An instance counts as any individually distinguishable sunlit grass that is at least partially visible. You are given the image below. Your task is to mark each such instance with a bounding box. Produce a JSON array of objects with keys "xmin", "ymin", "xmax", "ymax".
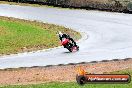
[{"xmin": 0, "ymin": 16, "xmax": 81, "ymax": 55}]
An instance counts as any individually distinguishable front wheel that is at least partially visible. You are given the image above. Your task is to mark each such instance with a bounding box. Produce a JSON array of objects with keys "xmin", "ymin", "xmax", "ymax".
[
  {"xmin": 65, "ymin": 43, "xmax": 73, "ymax": 52},
  {"xmin": 68, "ymin": 48, "xmax": 72, "ymax": 52},
  {"xmin": 76, "ymin": 45, "xmax": 79, "ymax": 51}
]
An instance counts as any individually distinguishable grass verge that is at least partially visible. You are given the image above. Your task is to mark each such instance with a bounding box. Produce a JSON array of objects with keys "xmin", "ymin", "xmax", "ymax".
[
  {"xmin": 0, "ymin": 69, "xmax": 132, "ymax": 88},
  {"xmin": 0, "ymin": 16, "xmax": 81, "ymax": 55}
]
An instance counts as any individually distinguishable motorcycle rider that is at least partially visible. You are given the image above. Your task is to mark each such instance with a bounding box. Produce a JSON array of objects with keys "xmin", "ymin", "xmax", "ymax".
[{"xmin": 58, "ymin": 31, "xmax": 77, "ymax": 47}]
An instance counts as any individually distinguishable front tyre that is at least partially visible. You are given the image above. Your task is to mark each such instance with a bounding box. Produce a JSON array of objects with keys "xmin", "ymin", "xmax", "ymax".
[
  {"xmin": 76, "ymin": 45, "xmax": 79, "ymax": 51},
  {"xmin": 68, "ymin": 48, "xmax": 72, "ymax": 52}
]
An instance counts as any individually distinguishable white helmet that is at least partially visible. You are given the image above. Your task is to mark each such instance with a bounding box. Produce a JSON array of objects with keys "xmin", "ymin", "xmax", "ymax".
[{"xmin": 58, "ymin": 31, "xmax": 63, "ymax": 37}]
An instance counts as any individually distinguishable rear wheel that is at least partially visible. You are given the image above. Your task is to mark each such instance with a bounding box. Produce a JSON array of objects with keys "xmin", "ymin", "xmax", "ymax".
[{"xmin": 71, "ymin": 45, "xmax": 79, "ymax": 52}]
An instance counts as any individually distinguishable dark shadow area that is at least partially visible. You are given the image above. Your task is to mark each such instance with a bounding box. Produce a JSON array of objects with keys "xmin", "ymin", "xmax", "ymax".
[
  {"xmin": 62, "ymin": 50, "xmax": 78, "ymax": 54},
  {"xmin": 62, "ymin": 51, "xmax": 71, "ymax": 54}
]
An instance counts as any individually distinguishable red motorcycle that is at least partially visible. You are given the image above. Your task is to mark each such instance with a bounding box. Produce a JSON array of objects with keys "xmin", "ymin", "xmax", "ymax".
[{"xmin": 61, "ymin": 38, "xmax": 79, "ymax": 52}]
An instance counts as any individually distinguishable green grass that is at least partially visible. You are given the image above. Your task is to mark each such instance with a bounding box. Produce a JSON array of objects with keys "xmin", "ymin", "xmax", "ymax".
[
  {"xmin": 1, "ymin": 82, "xmax": 132, "ymax": 88},
  {"xmin": 0, "ymin": 17, "xmax": 81, "ymax": 55},
  {"xmin": 0, "ymin": 69, "xmax": 132, "ymax": 88}
]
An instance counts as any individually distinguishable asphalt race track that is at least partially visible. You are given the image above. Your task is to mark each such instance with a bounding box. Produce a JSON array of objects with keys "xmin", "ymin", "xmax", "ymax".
[{"xmin": 0, "ymin": 4, "xmax": 132, "ymax": 69}]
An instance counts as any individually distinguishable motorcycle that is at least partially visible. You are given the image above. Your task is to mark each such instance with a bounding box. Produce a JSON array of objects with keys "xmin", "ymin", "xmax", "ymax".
[{"xmin": 61, "ymin": 38, "xmax": 79, "ymax": 52}]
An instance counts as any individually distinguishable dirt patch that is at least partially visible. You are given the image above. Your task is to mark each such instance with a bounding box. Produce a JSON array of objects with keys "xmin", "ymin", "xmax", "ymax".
[
  {"xmin": 0, "ymin": 27, "xmax": 8, "ymax": 36},
  {"xmin": 0, "ymin": 58, "xmax": 132, "ymax": 85}
]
